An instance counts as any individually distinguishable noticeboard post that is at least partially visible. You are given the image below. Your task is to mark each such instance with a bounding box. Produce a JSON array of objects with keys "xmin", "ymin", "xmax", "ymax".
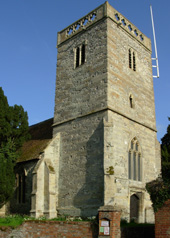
[{"xmin": 99, "ymin": 218, "xmax": 110, "ymax": 236}]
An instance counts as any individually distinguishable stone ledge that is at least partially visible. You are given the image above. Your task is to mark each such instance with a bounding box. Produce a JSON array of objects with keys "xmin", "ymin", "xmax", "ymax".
[{"xmin": 98, "ymin": 205, "xmax": 121, "ymax": 212}]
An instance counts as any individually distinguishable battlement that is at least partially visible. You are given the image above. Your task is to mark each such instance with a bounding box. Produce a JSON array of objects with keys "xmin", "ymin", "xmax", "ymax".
[{"xmin": 57, "ymin": 1, "xmax": 151, "ymax": 51}]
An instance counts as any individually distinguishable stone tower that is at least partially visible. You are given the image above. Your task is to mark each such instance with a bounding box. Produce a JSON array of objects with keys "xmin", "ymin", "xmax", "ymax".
[{"xmin": 53, "ymin": 2, "xmax": 161, "ymax": 222}]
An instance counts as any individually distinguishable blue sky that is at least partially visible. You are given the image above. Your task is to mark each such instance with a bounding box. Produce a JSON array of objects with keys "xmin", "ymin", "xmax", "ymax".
[{"xmin": 0, "ymin": 0, "xmax": 169, "ymax": 142}]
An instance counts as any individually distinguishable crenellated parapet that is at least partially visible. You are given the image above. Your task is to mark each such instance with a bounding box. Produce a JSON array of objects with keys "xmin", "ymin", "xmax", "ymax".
[
  {"xmin": 57, "ymin": 1, "xmax": 151, "ymax": 51},
  {"xmin": 57, "ymin": 4, "xmax": 103, "ymax": 46}
]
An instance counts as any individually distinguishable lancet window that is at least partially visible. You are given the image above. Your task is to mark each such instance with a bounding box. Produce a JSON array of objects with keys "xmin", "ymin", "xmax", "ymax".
[
  {"xmin": 129, "ymin": 49, "xmax": 136, "ymax": 71},
  {"xmin": 75, "ymin": 42, "xmax": 86, "ymax": 68},
  {"xmin": 16, "ymin": 172, "xmax": 26, "ymax": 204},
  {"xmin": 129, "ymin": 94, "xmax": 134, "ymax": 108},
  {"xmin": 128, "ymin": 138, "xmax": 142, "ymax": 181}
]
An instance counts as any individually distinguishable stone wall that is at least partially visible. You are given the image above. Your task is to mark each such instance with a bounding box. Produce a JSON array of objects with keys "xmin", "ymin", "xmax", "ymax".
[
  {"xmin": 53, "ymin": 112, "xmax": 106, "ymax": 217},
  {"xmin": 53, "ymin": 2, "xmax": 109, "ymax": 218},
  {"xmin": 107, "ymin": 14, "xmax": 155, "ymax": 130},
  {"xmin": 53, "ymin": 1, "xmax": 161, "ymax": 222},
  {"xmin": 54, "ymin": 16, "xmax": 108, "ymax": 125},
  {"xmin": 155, "ymin": 199, "xmax": 170, "ymax": 238},
  {"xmin": 103, "ymin": 110, "xmax": 159, "ymax": 222},
  {"xmin": 0, "ymin": 227, "xmax": 13, "ymax": 238},
  {"xmin": 30, "ymin": 135, "xmax": 60, "ymax": 218},
  {"xmin": 0, "ymin": 205, "xmax": 8, "ymax": 217}
]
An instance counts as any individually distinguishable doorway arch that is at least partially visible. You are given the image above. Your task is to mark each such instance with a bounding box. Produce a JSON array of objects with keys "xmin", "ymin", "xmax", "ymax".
[{"xmin": 130, "ymin": 194, "xmax": 139, "ymax": 222}]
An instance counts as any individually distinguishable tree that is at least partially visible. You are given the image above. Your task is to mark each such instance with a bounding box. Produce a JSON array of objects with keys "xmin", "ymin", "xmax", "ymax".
[
  {"xmin": 0, "ymin": 87, "xmax": 29, "ymax": 207},
  {"xmin": 0, "ymin": 140, "xmax": 16, "ymax": 207},
  {"xmin": 0, "ymin": 88, "xmax": 30, "ymax": 150},
  {"xmin": 0, "ymin": 87, "xmax": 11, "ymax": 145},
  {"xmin": 146, "ymin": 118, "xmax": 170, "ymax": 212},
  {"xmin": 161, "ymin": 118, "xmax": 170, "ymax": 181}
]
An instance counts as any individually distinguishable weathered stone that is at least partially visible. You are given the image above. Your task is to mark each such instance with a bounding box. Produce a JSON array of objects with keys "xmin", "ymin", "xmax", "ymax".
[{"xmin": 32, "ymin": 2, "xmax": 161, "ymax": 222}]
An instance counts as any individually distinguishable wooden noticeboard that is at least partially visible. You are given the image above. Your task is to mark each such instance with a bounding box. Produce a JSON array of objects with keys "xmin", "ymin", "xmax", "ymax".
[{"xmin": 99, "ymin": 218, "xmax": 110, "ymax": 236}]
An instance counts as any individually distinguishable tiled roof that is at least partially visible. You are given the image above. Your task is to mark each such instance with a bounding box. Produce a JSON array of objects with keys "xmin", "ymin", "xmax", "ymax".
[{"xmin": 17, "ymin": 118, "xmax": 53, "ymax": 163}]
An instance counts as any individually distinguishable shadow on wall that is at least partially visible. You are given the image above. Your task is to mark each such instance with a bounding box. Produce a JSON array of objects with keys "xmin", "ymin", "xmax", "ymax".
[{"xmin": 73, "ymin": 120, "xmax": 104, "ymax": 217}]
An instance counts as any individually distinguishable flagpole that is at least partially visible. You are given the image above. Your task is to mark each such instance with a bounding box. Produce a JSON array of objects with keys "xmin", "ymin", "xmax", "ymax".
[{"xmin": 150, "ymin": 5, "xmax": 159, "ymax": 78}]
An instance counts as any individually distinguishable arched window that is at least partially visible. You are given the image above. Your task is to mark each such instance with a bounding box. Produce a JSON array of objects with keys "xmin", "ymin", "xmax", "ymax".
[
  {"xmin": 76, "ymin": 47, "xmax": 80, "ymax": 68},
  {"xmin": 128, "ymin": 138, "xmax": 141, "ymax": 181},
  {"xmin": 129, "ymin": 49, "xmax": 136, "ymax": 71},
  {"xmin": 129, "ymin": 94, "xmax": 134, "ymax": 108},
  {"xmin": 129, "ymin": 49, "xmax": 132, "ymax": 69},
  {"xmin": 133, "ymin": 52, "xmax": 136, "ymax": 71},
  {"xmin": 16, "ymin": 172, "xmax": 26, "ymax": 204},
  {"xmin": 81, "ymin": 44, "xmax": 85, "ymax": 65},
  {"xmin": 74, "ymin": 42, "xmax": 87, "ymax": 68}
]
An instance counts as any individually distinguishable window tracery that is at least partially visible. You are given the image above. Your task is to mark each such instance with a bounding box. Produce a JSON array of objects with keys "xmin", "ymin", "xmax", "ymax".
[
  {"xmin": 128, "ymin": 138, "xmax": 142, "ymax": 181},
  {"xmin": 74, "ymin": 43, "xmax": 86, "ymax": 68},
  {"xmin": 16, "ymin": 172, "xmax": 26, "ymax": 204},
  {"xmin": 129, "ymin": 49, "xmax": 136, "ymax": 71}
]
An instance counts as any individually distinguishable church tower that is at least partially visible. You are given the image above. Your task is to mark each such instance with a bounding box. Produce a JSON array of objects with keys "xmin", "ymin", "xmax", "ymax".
[{"xmin": 53, "ymin": 2, "xmax": 161, "ymax": 222}]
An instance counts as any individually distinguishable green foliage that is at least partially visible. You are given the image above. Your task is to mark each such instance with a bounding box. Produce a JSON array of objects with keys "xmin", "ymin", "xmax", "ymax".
[
  {"xmin": 0, "ymin": 215, "xmax": 23, "ymax": 228},
  {"xmin": 0, "ymin": 88, "xmax": 11, "ymax": 144},
  {"xmin": 146, "ymin": 178, "xmax": 170, "ymax": 212},
  {"xmin": 0, "ymin": 87, "xmax": 30, "ymax": 150},
  {"xmin": 0, "ymin": 87, "xmax": 29, "ymax": 208},
  {"xmin": 0, "ymin": 215, "xmax": 97, "ymax": 228},
  {"xmin": 0, "ymin": 140, "xmax": 16, "ymax": 207},
  {"xmin": 146, "ymin": 118, "xmax": 170, "ymax": 212},
  {"xmin": 161, "ymin": 119, "xmax": 170, "ymax": 181}
]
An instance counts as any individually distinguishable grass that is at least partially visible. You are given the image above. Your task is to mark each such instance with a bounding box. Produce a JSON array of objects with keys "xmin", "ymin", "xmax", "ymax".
[
  {"xmin": 0, "ymin": 215, "xmax": 97, "ymax": 228},
  {"xmin": 0, "ymin": 215, "xmax": 24, "ymax": 228},
  {"xmin": 0, "ymin": 215, "xmax": 155, "ymax": 229}
]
